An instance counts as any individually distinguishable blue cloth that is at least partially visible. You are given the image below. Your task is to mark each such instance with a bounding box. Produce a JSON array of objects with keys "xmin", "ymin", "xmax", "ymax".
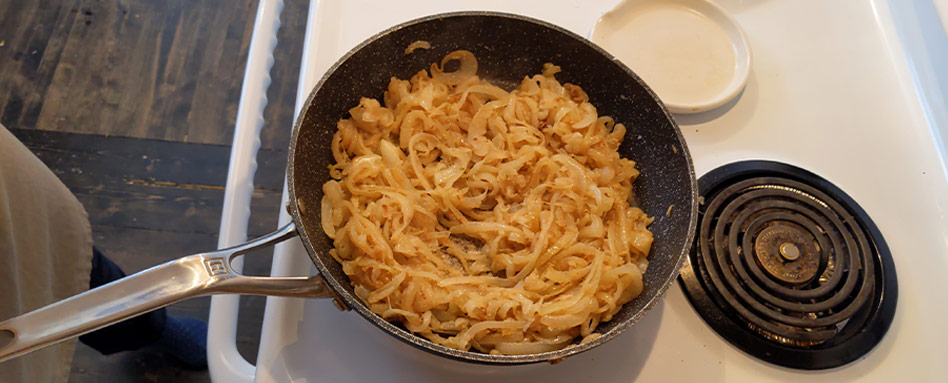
[
  {"xmin": 79, "ymin": 248, "xmax": 207, "ymax": 367},
  {"xmin": 78, "ymin": 248, "xmax": 167, "ymax": 355}
]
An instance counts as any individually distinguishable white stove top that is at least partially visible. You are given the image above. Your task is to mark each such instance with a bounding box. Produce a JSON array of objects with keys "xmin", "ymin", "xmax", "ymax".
[{"xmin": 249, "ymin": 0, "xmax": 948, "ymax": 381}]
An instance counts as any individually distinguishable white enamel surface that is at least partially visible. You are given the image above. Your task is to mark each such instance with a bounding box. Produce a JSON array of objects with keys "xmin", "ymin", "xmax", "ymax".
[
  {"xmin": 207, "ymin": 1, "xmax": 284, "ymax": 382},
  {"xmin": 245, "ymin": 1, "xmax": 948, "ymax": 382},
  {"xmin": 592, "ymin": 0, "xmax": 751, "ymax": 114}
]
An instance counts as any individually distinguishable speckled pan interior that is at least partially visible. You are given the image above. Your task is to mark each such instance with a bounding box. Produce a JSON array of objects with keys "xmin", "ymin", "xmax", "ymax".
[{"xmin": 287, "ymin": 12, "xmax": 698, "ymax": 364}]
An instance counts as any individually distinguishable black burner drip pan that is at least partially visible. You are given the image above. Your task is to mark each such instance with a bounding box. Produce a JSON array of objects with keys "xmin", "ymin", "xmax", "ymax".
[{"xmin": 678, "ymin": 160, "xmax": 897, "ymax": 370}]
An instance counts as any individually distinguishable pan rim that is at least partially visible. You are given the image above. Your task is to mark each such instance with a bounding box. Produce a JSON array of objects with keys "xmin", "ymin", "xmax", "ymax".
[{"xmin": 287, "ymin": 10, "xmax": 699, "ymax": 365}]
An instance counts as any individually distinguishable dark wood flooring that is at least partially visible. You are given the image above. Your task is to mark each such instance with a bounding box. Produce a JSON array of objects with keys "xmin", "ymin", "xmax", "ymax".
[
  {"xmin": 1, "ymin": 0, "xmax": 308, "ymax": 381},
  {"xmin": 0, "ymin": 0, "xmax": 305, "ymax": 150}
]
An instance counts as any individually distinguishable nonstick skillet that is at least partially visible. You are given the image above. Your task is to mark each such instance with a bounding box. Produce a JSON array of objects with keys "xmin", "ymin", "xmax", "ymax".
[{"xmin": 0, "ymin": 12, "xmax": 697, "ymax": 365}]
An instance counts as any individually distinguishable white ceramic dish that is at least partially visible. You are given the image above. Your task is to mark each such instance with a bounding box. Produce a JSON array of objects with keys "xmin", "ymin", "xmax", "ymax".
[{"xmin": 591, "ymin": 0, "xmax": 751, "ymax": 114}]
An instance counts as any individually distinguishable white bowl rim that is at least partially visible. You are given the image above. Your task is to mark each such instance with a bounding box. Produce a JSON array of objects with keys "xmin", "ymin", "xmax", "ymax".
[{"xmin": 592, "ymin": 0, "xmax": 752, "ymax": 114}]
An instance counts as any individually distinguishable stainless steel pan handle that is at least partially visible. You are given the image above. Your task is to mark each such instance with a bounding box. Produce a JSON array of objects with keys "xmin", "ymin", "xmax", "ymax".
[{"xmin": 0, "ymin": 223, "xmax": 331, "ymax": 363}]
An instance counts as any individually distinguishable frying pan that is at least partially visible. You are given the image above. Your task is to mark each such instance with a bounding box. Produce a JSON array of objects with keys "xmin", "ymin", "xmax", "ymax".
[{"xmin": 0, "ymin": 12, "xmax": 697, "ymax": 365}]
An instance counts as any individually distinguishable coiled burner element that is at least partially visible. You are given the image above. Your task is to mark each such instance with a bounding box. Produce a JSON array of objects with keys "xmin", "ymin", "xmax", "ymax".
[{"xmin": 678, "ymin": 161, "xmax": 897, "ymax": 369}]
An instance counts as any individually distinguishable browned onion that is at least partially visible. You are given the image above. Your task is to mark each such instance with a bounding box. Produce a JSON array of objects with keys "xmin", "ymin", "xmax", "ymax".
[{"xmin": 430, "ymin": 50, "xmax": 477, "ymax": 85}]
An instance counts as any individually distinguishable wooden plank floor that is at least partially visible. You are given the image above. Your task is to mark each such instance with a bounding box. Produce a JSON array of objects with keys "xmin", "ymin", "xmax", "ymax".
[
  {"xmin": 0, "ymin": 0, "xmax": 308, "ymax": 381},
  {"xmin": 0, "ymin": 0, "xmax": 304, "ymax": 150}
]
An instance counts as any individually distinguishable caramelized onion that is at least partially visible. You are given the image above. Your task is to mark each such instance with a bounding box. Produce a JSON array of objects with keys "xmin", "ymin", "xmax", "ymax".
[
  {"xmin": 404, "ymin": 40, "xmax": 431, "ymax": 55},
  {"xmin": 430, "ymin": 50, "xmax": 477, "ymax": 86},
  {"xmin": 320, "ymin": 51, "xmax": 652, "ymax": 355}
]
